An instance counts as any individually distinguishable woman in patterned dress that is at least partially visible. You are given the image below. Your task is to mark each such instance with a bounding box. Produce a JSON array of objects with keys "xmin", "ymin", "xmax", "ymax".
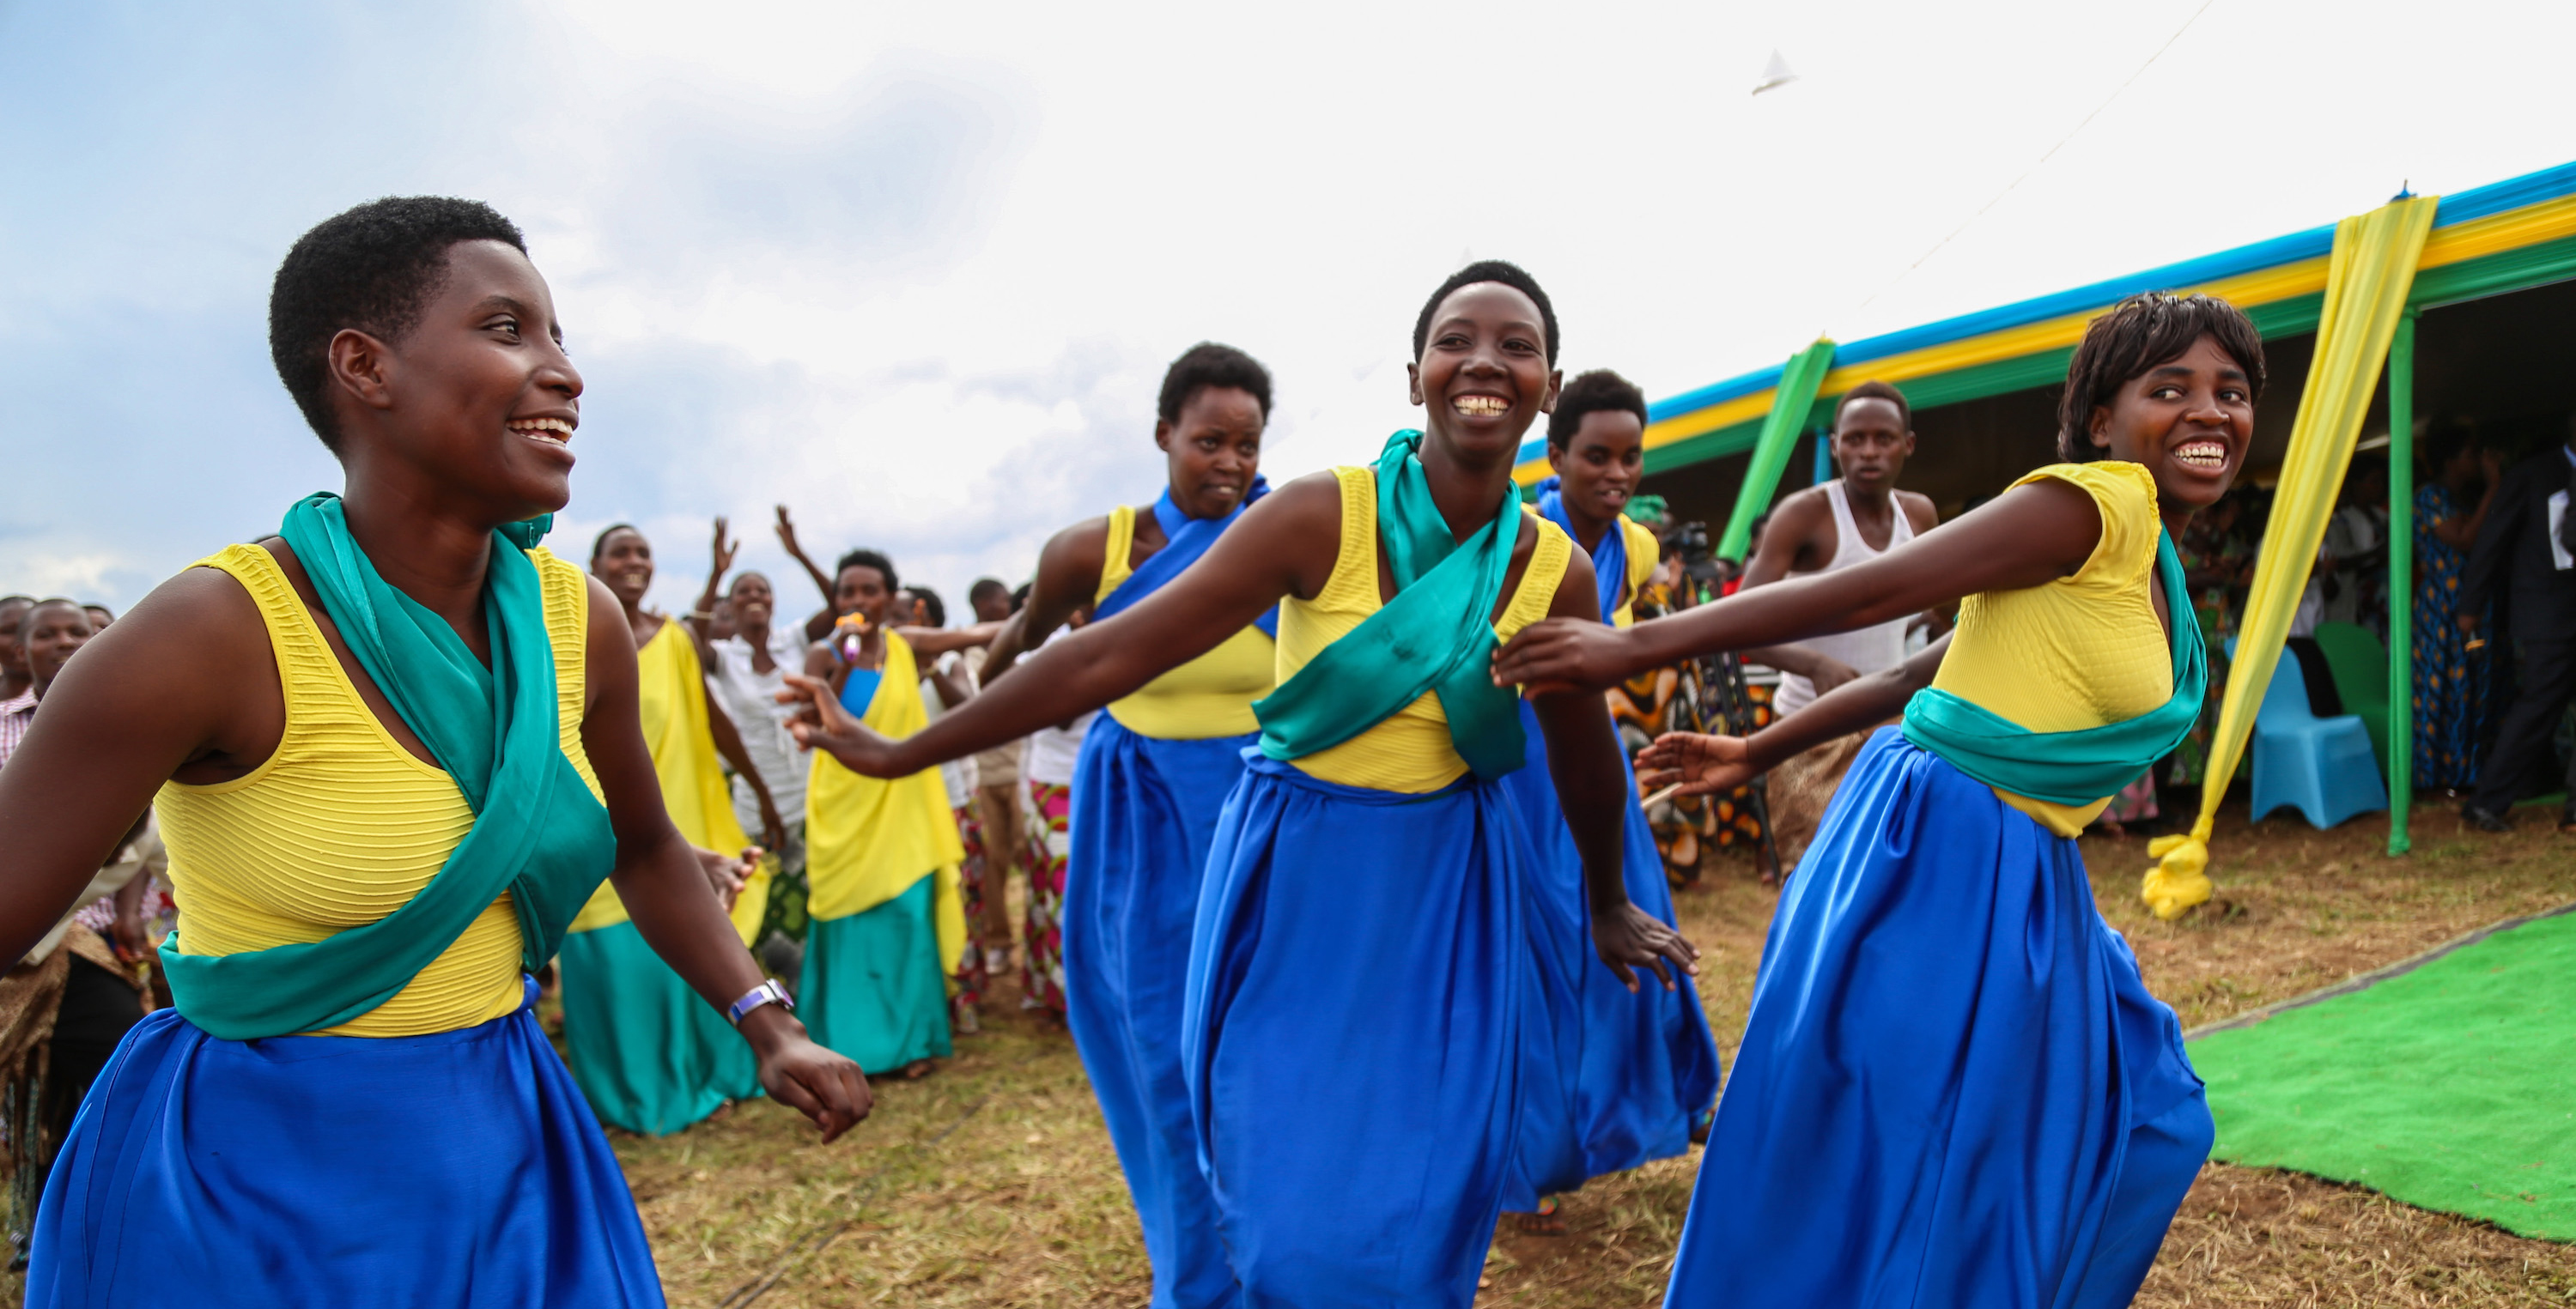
[{"xmin": 2413, "ymin": 420, "xmax": 2502, "ymax": 792}]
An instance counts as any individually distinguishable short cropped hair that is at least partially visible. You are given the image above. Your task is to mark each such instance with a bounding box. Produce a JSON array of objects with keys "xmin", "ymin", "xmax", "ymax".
[
  {"xmin": 905, "ymin": 586, "xmax": 947, "ymax": 628},
  {"xmin": 834, "ymin": 548, "xmax": 899, "ymax": 594},
  {"xmin": 969, "ymin": 577, "xmax": 1009, "ymax": 603},
  {"xmin": 1833, "ymin": 379, "xmax": 1911, "ymax": 433},
  {"xmin": 270, "ymin": 197, "xmax": 529, "ymax": 450},
  {"xmin": 1157, "ymin": 343, "xmax": 1273, "ymax": 426},
  {"xmin": 1546, "ymin": 369, "xmax": 1649, "ymax": 451},
  {"xmin": 1413, "ymin": 259, "xmax": 1558, "ymax": 366},
  {"xmin": 2057, "ymin": 293, "xmax": 2266, "ymax": 462},
  {"xmin": 589, "ymin": 523, "xmax": 641, "ymax": 562},
  {"xmin": 18, "ymin": 598, "xmax": 83, "ymax": 641}
]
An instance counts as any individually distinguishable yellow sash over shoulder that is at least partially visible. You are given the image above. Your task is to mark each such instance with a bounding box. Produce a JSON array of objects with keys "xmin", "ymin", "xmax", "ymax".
[
  {"xmin": 804, "ymin": 633, "xmax": 966, "ymax": 974},
  {"xmin": 568, "ymin": 621, "xmax": 769, "ymax": 943}
]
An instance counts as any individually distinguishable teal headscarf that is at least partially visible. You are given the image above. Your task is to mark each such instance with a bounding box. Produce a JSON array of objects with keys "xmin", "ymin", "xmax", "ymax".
[
  {"xmin": 160, "ymin": 494, "xmax": 617, "ymax": 1039},
  {"xmin": 1899, "ymin": 530, "xmax": 2207, "ymax": 807},
  {"xmin": 1253, "ymin": 431, "xmax": 1527, "ymax": 780}
]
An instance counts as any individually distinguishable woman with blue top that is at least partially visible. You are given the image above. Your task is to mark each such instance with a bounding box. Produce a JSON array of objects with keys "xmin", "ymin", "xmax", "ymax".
[
  {"xmin": 975, "ymin": 342, "xmax": 1277, "ymax": 1308},
  {"xmin": 0, "ymin": 197, "xmax": 868, "ymax": 1306},
  {"xmin": 783, "ymin": 261, "xmax": 1700, "ymax": 1307},
  {"xmin": 1496, "ymin": 291, "xmax": 2260, "ymax": 1308},
  {"xmin": 1504, "ymin": 369, "xmax": 1721, "ymax": 1233},
  {"xmin": 799, "ymin": 548, "xmax": 987, "ymax": 1079}
]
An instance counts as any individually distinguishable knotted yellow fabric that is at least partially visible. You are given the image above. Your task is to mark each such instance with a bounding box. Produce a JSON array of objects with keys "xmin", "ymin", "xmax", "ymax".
[
  {"xmin": 2143, "ymin": 195, "xmax": 2438, "ymax": 919},
  {"xmin": 569, "ymin": 621, "xmax": 769, "ymax": 944},
  {"xmin": 804, "ymin": 632, "xmax": 967, "ymax": 977}
]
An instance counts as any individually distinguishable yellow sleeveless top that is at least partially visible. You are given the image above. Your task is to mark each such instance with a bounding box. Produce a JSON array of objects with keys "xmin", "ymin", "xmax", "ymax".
[
  {"xmin": 1096, "ymin": 503, "xmax": 1278, "ymax": 739},
  {"xmin": 1279, "ymin": 467, "xmax": 1573, "ymax": 793},
  {"xmin": 1613, "ymin": 516, "xmax": 1660, "ymax": 628},
  {"xmin": 568, "ymin": 621, "xmax": 769, "ymax": 943},
  {"xmin": 1927, "ymin": 461, "xmax": 2173, "ymax": 835},
  {"xmin": 155, "ymin": 542, "xmax": 604, "ymax": 1038}
]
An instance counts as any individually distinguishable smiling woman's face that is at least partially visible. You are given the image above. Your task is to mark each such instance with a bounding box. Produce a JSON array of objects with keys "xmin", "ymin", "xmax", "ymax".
[
  {"xmin": 2090, "ymin": 334, "xmax": 2254, "ymax": 516},
  {"xmin": 339, "ymin": 239, "xmax": 584, "ymax": 523},
  {"xmin": 592, "ymin": 528, "xmax": 653, "ymax": 607},
  {"xmin": 1408, "ymin": 282, "xmax": 1560, "ymax": 464}
]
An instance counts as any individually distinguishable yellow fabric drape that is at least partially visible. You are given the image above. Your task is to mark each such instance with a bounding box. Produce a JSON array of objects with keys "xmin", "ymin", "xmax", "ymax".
[
  {"xmin": 2142, "ymin": 196, "xmax": 2439, "ymax": 919},
  {"xmin": 568, "ymin": 621, "xmax": 769, "ymax": 943},
  {"xmin": 804, "ymin": 632, "xmax": 967, "ymax": 977}
]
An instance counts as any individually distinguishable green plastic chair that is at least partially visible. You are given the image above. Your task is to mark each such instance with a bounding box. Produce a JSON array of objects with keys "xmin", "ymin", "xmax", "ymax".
[{"xmin": 2311, "ymin": 622, "xmax": 2391, "ymax": 772}]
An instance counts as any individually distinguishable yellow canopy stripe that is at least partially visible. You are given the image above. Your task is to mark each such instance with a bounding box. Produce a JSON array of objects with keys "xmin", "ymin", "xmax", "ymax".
[{"xmin": 2141, "ymin": 195, "xmax": 2439, "ymax": 920}]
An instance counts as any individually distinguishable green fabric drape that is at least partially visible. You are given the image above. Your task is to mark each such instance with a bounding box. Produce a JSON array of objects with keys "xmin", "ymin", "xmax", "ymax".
[
  {"xmin": 161, "ymin": 494, "xmax": 617, "ymax": 1039},
  {"xmin": 2143, "ymin": 196, "xmax": 2439, "ymax": 920},
  {"xmin": 1716, "ymin": 339, "xmax": 1836, "ymax": 561},
  {"xmin": 1255, "ymin": 430, "xmax": 1526, "ymax": 780}
]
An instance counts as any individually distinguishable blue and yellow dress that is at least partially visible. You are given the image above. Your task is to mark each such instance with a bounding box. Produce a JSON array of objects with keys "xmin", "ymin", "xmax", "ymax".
[
  {"xmin": 1663, "ymin": 463, "xmax": 2211, "ymax": 1309},
  {"xmin": 800, "ymin": 632, "xmax": 968, "ymax": 1074},
  {"xmin": 1066, "ymin": 502, "xmax": 1274, "ymax": 1309},
  {"xmin": 1182, "ymin": 463, "xmax": 1571, "ymax": 1308},
  {"xmin": 558, "ymin": 621, "xmax": 771, "ymax": 1135},
  {"xmin": 32, "ymin": 542, "xmax": 660, "ymax": 1306},
  {"xmin": 1501, "ymin": 508, "xmax": 1720, "ymax": 1209}
]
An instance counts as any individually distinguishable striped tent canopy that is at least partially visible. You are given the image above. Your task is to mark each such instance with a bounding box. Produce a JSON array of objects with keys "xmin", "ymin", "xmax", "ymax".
[{"xmin": 1513, "ymin": 157, "xmax": 2576, "ymax": 485}]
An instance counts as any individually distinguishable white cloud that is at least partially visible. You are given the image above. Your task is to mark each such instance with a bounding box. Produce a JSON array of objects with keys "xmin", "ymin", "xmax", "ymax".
[{"xmin": 6, "ymin": 0, "xmax": 2575, "ymax": 616}]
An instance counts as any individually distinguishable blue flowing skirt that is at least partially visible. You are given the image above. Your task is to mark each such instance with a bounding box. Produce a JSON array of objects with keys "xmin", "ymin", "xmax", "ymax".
[
  {"xmin": 1182, "ymin": 754, "xmax": 1525, "ymax": 1309},
  {"xmin": 1497, "ymin": 701, "xmax": 1722, "ymax": 1208},
  {"xmin": 560, "ymin": 919, "xmax": 761, "ymax": 1136},
  {"xmin": 1665, "ymin": 730, "xmax": 2210, "ymax": 1309},
  {"xmin": 1067, "ymin": 717, "xmax": 1255, "ymax": 1309},
  {"xmin": 28, "ymin": 977, "xmax": 663, "ymax": 1308}
]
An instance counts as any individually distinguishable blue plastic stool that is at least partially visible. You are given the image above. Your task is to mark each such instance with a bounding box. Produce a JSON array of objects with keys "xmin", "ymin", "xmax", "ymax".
[{"xmin": 2238, "ymin": 640, "xmax": 2389, "ymax": 829}]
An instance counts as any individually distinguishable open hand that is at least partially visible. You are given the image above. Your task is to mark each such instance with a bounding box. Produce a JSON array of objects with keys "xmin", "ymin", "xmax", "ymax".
[
  {"xmin": 1492, "ymin": 617, "xmax": 1636, "ymax": 694},
  {"xmin": 1592, "ymin": 899, "xmax": 1701, "ymax": 993},
  {"xmin": 1636, "ymin": 731, "xmax": 1758, "ymax": 797},
  {"xmin": 774, "ymin": 505, "xmax": 811, "ymax": 563},
  {"xmin": 779, "ymin": 672, "xmax": 904, "ymax": 776},
  {"xmin": 711, "ymin": 517, "xmax": 740, "ymax": 579},
  {"xmin": 743, "ymin": 1014, "xmax": 872, "ymax": 1142}
]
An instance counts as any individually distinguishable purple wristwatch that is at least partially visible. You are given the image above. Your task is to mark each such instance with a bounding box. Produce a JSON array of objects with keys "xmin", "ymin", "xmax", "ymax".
[{"xmin": 726, "ymin": 978, "xmax": 795, "ymax": 1027}]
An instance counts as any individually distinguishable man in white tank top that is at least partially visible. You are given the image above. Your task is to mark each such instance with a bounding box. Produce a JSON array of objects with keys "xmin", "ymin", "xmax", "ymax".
[{"xmin": 1738, "ymin": 381, "xmax": 1943, "ymax": 862}]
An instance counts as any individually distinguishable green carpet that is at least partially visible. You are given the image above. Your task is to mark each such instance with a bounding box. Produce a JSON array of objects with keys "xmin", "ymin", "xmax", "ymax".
[{"xmin": 2186, "ymin": 906, "xmax": 2576, "ymax": 1242}]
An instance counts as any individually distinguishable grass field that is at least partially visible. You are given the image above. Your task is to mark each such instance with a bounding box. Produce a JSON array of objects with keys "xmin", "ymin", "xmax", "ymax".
[
  {"xmin": 11, "ymin": 800, "xmax": 2561, "ymax": 1306},
  {"xmin": 612, "ymin": 798, "xmax": 2576, "ymax": 1308}
]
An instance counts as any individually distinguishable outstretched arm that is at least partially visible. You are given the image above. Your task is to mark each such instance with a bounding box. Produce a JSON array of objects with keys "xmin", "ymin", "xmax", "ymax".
[
  {"xmin": 0, "ymin": 568, "xmax": 259, "ymax": 962},
  {"xmin": 979, "ymin": 518, "xmax": 1109, "ymax": 682},
  {"xmin": 774, "ymin": 506, "xmax": 842, "ymax": 643},
  {"xmin": 578, "ymin": 576, "xmax": 870, "ymax": 1142},
  {"xmin": 895, "ymin": 621, "xmax": 1004, "ymax": 658},
  {"xmin": 1638, "ymin": 633, "xmax": 1953, "ymax": 797},
  {"xmin": 684, "ymin": 517, "xmax": 740, "ymax": 658},
  {"xmin": 1495, "ymin": 478, "xmax": 2096, "ymax": 691},
  {"xmin": 783, "ymin": 476, "xmax": 1343, "ymax": 775},
  {"xmin": 1529, "ymin": 550, "xmax": 1699, "ymax": 992}
]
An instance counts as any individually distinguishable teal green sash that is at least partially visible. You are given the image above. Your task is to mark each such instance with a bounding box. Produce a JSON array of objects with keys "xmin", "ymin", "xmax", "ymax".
[
  {"xmin": 1253, "ymin": 431, "xmax": 1527, "ymax": 780},
  {"xmin": 160, "ymin": 494, "xmax": 617, "ymax": 1039},
  {"xmin": 1899, "ymin": 530, "xmax": 2206, "ymax": 808}
]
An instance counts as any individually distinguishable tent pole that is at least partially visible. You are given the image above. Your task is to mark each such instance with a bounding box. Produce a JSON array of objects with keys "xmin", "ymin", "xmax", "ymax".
[
  {"xmin": 1812, "ymin": 422, "xmax": 1832, "ymax": 485},
  {"xmin": 2386, "ymin": 307, "xmax": 2417, "ymax": 857}
]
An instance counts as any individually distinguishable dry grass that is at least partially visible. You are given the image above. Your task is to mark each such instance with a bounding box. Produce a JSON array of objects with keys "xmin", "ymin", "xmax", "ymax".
[{"xmin": 9, "ymin": 800, "xmax": 2568, "ymax": 1307}]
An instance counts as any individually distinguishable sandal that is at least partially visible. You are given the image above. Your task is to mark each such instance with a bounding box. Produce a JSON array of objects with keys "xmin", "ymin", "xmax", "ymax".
[{"xmin": 1510, "ymin": 1197, "xmax": 1566, "ymax": 1236}]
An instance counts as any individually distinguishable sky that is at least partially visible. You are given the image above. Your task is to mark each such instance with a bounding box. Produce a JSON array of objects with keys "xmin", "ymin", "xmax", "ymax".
[{"xmin": 5, "ymin": 0, "xmax": 2572, "ymax": 619}]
